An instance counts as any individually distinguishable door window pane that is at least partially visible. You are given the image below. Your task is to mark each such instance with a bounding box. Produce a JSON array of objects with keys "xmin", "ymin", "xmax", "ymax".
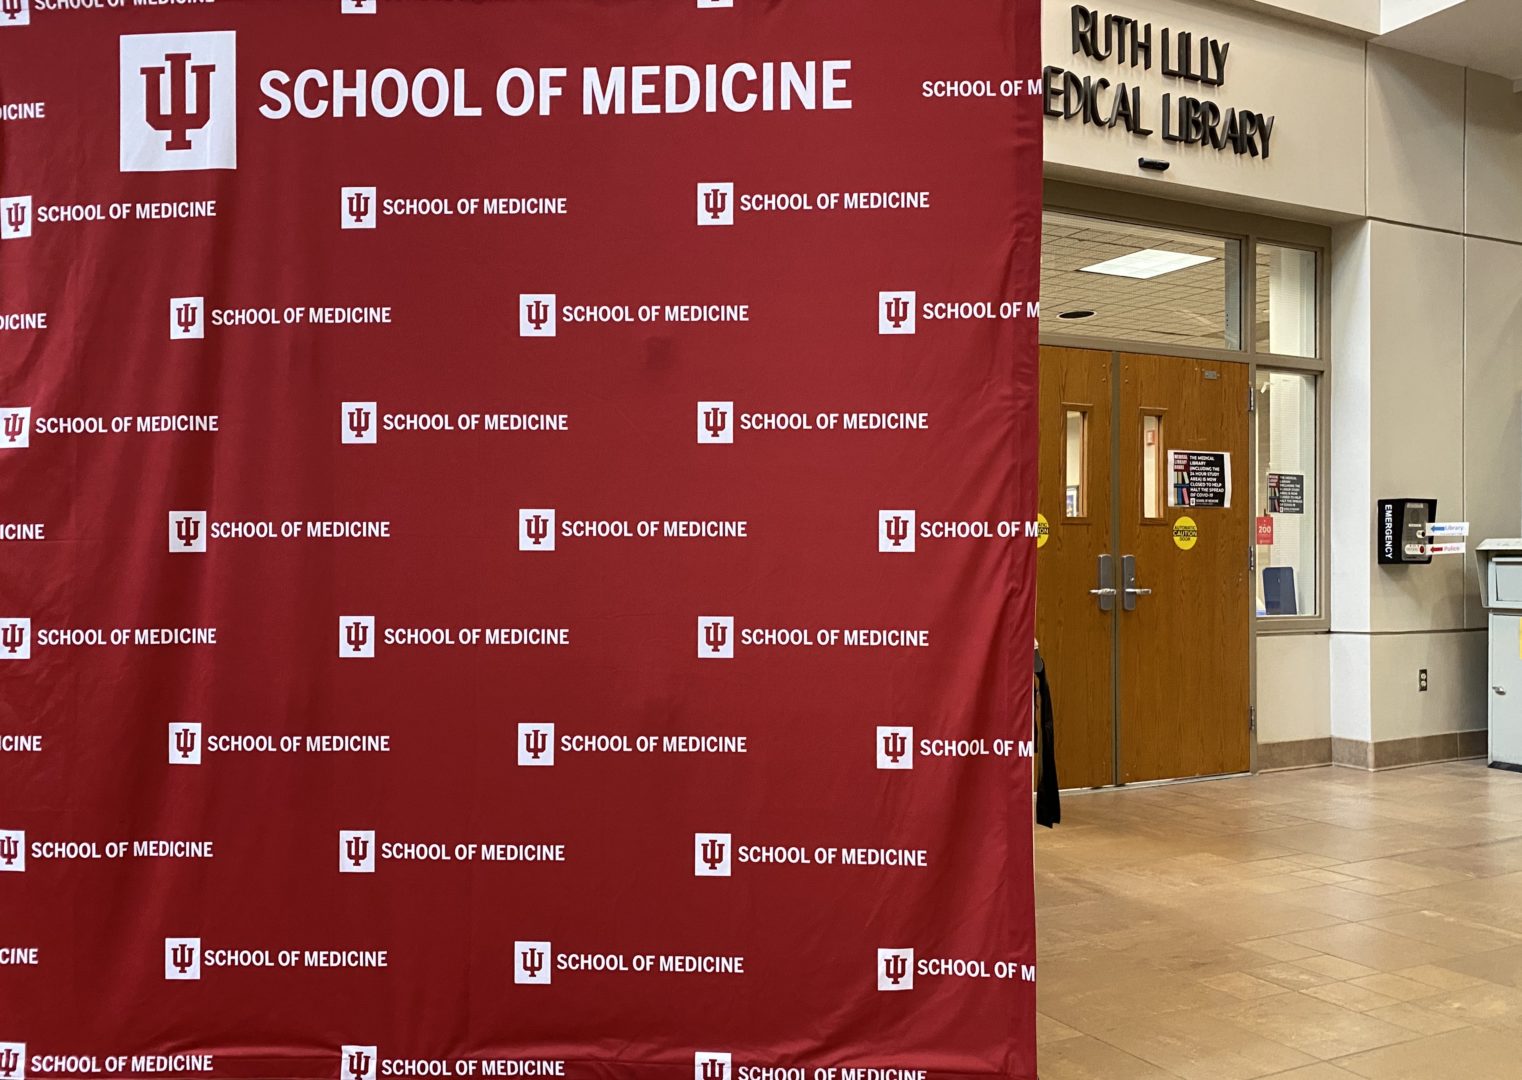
[
  {"xmin": 1141, "ymin": 413, "xmax": 1164, "ymax": 521},
  {"xmin": 1255, "ymin": 371, "xmax": 1318, "ymax": 617},
  {"xmin": 1041, "ymin": 211, "xmax": 1242, "ymax": 351},
  {"xmin": 1064, "ymin": 408, "xmax": 1088, "ymax": 518},
  {"xmin": 1255, "ymin": 244, "xmax": 1317, "ymax": 358}
]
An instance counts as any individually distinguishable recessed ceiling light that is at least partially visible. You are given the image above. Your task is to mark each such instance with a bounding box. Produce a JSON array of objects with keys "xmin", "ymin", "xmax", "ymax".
[
  {"xmin": 1058, "ymin": 309, "xmax": 1096, "ymax": 320},
  {"xmin": 1078, "ymin": 249, "xmax": 1216, "ymax": 280}
]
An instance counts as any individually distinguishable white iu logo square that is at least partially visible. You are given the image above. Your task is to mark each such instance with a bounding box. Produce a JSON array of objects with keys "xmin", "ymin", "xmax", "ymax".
[
  {"xmin": 120, "ymin": 32, "xmax": 237, "ymax": 172},
  {"xmin": 0, "ymin": 195, "xmax": 32, "ymax": 240},
  {"xmin": 169, "ymin": 722, "xmax": 203, "ymax": 765},
  {"xmin": 342, "ymin": 186, "xmax": 377, "ymax": 229},
  {"xmin": 697, "ymin": 182, "xmax": 734, "ymax": 226}
]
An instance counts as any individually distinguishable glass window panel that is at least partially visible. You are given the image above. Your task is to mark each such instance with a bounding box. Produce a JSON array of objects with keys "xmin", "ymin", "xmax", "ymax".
[
  {"xmin": 1040, "ymin": 210, "xmax": 1242, "ymax": 351},
  {"xmin": 1064, "ymin": 409, "xmax": 1087, "ymax": 518},
  {"xmin": 1141, "ymin": 413, "xmax": 1163, "ymax": 521},
  {"xmin": 1255, "ymin": 371, "xmax": 1318, "ymax": 617},
  {"xmin": 1255, "ymin": 244, "xmax": 1317, "ymax": 358}
]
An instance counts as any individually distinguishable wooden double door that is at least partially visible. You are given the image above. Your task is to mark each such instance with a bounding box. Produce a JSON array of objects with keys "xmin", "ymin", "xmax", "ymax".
[{"xmin": 1037, "ymin": 346, "xmax": 1251, "ymax": 787}]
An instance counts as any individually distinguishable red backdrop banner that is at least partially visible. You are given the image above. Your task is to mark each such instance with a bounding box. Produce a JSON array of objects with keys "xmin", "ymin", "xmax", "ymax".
[{"xmin": 0, "ymin": 2, "xmax": 1042, "ymax": 1079}]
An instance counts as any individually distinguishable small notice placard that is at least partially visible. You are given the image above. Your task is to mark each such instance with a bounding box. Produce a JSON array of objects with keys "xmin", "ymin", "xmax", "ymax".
[
  {"xmin": 1168, "ymin": 450, "xmax": 1231, "ymax": 509},
  {"xmin": 1268, "ymin": 473, "xmax": 1304, "ymax": 514}
]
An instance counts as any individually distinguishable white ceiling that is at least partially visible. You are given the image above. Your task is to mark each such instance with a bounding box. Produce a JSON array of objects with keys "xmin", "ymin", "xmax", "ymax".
[{"xmin": 1376, "ymin": 0, "xmax": 1522, "ymax": 81}]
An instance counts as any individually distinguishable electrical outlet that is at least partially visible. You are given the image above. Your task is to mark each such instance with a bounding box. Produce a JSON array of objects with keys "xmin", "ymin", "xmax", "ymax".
[{"xmin": 1419, "ymin": 669, "xmax": 1429, "ymax": 692}]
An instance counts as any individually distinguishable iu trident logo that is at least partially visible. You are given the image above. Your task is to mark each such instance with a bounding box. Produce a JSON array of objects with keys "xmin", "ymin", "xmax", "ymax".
[
  {"xmin": 341, "ymin": 1047, "xmax": 378, "ymax": 1080},
  {"xmin": 339, "ymin": 829, "xmax": 376, "ymax": 873},
  {"xmin": 694, "ymin": 832, "xmax": 732, "ymax": 877},
  {"xmin": 169, "ymin": 296, "xmax": 205, "ymax": 340},
  {"xmin": 518, "ymin": 509, "xmax": 557, "ymax": 552},
  {"xmin": 142, "ymin": 53, "xmax": 216, "ymax": 151},
  {"xmin": 696, "ymin": 182, "xmax": 734, "ymax": 227},
  {"xmin": 0, "ymin": 0, "xmax": 29, "ymax": 25},
  {"xmin": 876, "ymin": 726, "xmax": 914, "ymax": 770},
  {"xmin": 878, "ymin": 291, "xmax": 916, "ymax": 335},
  {"xmin": 694, "ymin": 1053, "xmax": 732, "ymax": 1080},
  {"xmin": 878, "ymin": 510, "xmax": 917, "ymax": 553},
  {"xmin": 169, "ymin": 722, "xmax": 203, "ymax": 765},
  {"xmin": 517, "ymin": 723, "xmax": 555, "ymax": 767},
  {"xmin": 341, "ymin": 401, "xmax": 378, "ymax": 445},
  {"xmin": 877, "ymin": 947, "xmax": 914, "ymax": 991},
  {"xmin": 342, "ymin": 186, "xmax": 377, "ymax": 229},
  {"xmin": 697, "ymin": 616, "xmax": 734, "ymax": 660},
  {"xmin": 0, "ymin": 620, "xmax": 31, "ymax": 661},
  {"xmin": 696, "ymin": 401, "xmax": 734, "ymax": 445},
  {"xmin": 0, "ymin": 407, "xmax": 30, "ymax": 449},
  {"xmin": 519, "ymin": 294, "xmax": 556, "ymax": 337},
  {"xmin": 0, "ymin": 1043, "xmax": 25, "ymax": 1080},
  {"xmin": 514, "ymin": 940, "xmax": 552, "ymax": 984},
  {"xmin": 169, "ymin": 510, "xmax": 208, "ymax": 554},
  {"xmin": 0, "ymin": 829, "xmax": 23, "ymax": 872},
  {"xmin": 120, "ymin": 32, "xmax": 237, "ymax": 172},
  {"xmin": 0, "ymin": 196, "xmax": 31, "ymax": 240},
  {"xmin": 164, "ymin": 936, "xmax": 202, "ymax": 980},
  {"xmin": 339, "ymin": 616, "xmax": 376, "ymax": 659}
]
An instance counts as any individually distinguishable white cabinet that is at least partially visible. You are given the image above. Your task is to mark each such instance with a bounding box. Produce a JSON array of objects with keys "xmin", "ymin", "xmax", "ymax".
[
  {"xmin": 1488, "ymin": 612, "xmax": 1522, "ymax": 770},
  {"xmin": 1477, "ymin": 542, "xmax": 1522, "ymax": 771}
]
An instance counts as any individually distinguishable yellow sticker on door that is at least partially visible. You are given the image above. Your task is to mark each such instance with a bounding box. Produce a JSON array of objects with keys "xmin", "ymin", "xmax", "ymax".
[
  {"xmin": 1172, "ymin": 516, "xmax": 1199, "ymax": 550},
  {"xmin": 1036, "ymin": 513, "xmax": 1050, "ymax": 549}
]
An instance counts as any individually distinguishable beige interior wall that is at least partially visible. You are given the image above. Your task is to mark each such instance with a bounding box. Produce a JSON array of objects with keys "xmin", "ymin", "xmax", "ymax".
[
  {"xmin": 1369, "ymin": 631, "xmax": 1486, "ymax": 739},
  {"xmin": 1331, "ymin": 52, "xmax": 1521, "ymax": 753},
  {"xmin": 1256, "ymin": 633, "xmax": 1331, "ymax": 743},
  {"xmin": 1464, "ymin": 70, "xmax": 1522, "ymax": 244},
  {"xmin": 1366, "ymin": 222, "xmax": 1468, "ymax": 634},
  {"xmin": 1462, "ymin": 237, "xmax": 1522, "ymax": 629},
  {"xmin": 1366, "ymin": 46, "xmax": 1465, "ymax": 232}
]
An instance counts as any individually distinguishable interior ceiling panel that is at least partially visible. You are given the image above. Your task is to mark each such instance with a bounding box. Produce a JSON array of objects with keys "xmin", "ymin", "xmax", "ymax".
[{"xmin": 1041, "ymin": 212, "xmax": 1269, "ymax": 350}]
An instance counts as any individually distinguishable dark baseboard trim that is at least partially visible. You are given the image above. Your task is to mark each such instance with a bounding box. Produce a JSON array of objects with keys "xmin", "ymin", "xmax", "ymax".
[
  {"xmin": 1257, "ymin": 737, "xmax": 1333, "ymax": 772},
  {"xmin": 1321, "ymin": 730, "xmax": 1489, "ymax": 771}
]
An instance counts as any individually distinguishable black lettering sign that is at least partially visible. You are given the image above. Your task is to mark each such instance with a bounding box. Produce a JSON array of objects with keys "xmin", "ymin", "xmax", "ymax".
[
  {"xmin": 1267, "ymin": 473, "xmax": 1304, "ymax": 515},
  {"xmin": 1047, "ymin": 5, "xmax": 1277, "ymax": 160}
]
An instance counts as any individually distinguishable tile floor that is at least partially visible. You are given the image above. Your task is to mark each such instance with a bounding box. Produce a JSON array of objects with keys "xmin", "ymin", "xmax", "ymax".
[{"xmin": 1035, "ymin": 761, "xmax": 1522, "ymax": 1079}]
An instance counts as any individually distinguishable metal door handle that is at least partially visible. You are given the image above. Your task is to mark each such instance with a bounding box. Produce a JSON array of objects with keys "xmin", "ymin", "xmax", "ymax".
[
  {"xmin": 1496, "ymin": 686, "xmax": 1508, "ymax": 696},
  {"xmin": 1120, "ymin": 555, "xmax": 1151, "ymax": 611},
  {"xmin": 1093, "ymin": 554, "xmax": 1115, "ymax": 612}
]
